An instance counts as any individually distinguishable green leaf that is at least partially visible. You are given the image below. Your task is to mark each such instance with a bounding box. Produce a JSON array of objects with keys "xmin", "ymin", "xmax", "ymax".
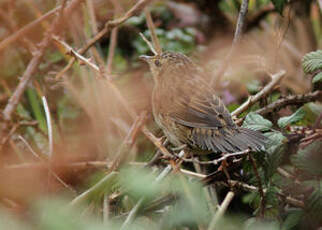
[
  {"xmin": 306, "ymin": 181, "xmax": 322, "ymax": 221},
  {"xmin": 246, "ymin": 80, "xmax": 261, "ymax": 94},
  {"xmin": 302, "ymin": 50, "xmax": 322, "ymax": 74},
  {"xmin": 291, "ymin": 141, "xmax": 322, "ymax": 176},
  {"xmin": 26, "ymin": 88, "xmax": 47, "ymax": 133},
  {"xmin": 118, "ymin": 167, "xmax": 161, "ymax": 201},
  {"xmin": 278, "ymin": 107, "xmax": 305, "ymax": 128},
  {"xmin": 242, "ymin": 113, "xmax": 273, "ymax": 131},
  {"xmin": 312, "ymin": 72, "xmax": 322, "ymax": 84},
  {"xmin": 271, "ymin": 0, "xmax": 286, "ymax": 14},
  {"xmin": 264, "ymin": 131, "xmax": 287, "ymax": 177},
  {"xmin": 281, "ymin": 209, "xmax": 303, "ymax": 230}
]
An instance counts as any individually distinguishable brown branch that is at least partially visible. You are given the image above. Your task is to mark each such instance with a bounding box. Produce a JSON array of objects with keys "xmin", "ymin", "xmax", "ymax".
[
  {"xmin": 249, "ymin": 153, "xmax": 265, "ymax": 217},
  {"xmin": 2, "ymin": 0, "xmax": 82, "ymax": 122},
  {"xmin": 106, "ymin": 27, "xmax": 118, "ymax": 74},
  {"xmin": 144, "ymin": 7, "xmax": 162, "ymax": 54},
  {"xmin": 139, "ymin": 32, "xmax": 157, "ymax": 55},
  {"xmin": 232, "ymin": 70, "xmax": 286, "ymax": 118},
  {"xmin": 107, "ymin": 111, "xmax": 147, "ymax": 172},
  {"xmin": 142, "ymin": 127, "xmax": 173, "ymax": 158},
  {"xmin": 255, "ymin": 90, "xmax": 322, "ymax": 116},
  {"xmin": 0, "ymin": 5, "xmax": 61, "ymax": 51},
  {"xmin": 86, "ymin": 0, "xmax": 99, "ymax": 34},
  {"xmin": 211, "ymin": 0, "xmax": 249, "ymax": 86},
  {"xmin": 55, "ymin": 0, "xmax": 152, "ymax": 80},
  {"xmin": 106, "ymin": 0, "xmax": 123, "ymax": 74},
  {"xmin": 218, "ymin": 180, "xmax": 305, "ymax": 208},
  {"xmin": 178, "ymin": 149, "xmax": 250, "ymax": 165}
]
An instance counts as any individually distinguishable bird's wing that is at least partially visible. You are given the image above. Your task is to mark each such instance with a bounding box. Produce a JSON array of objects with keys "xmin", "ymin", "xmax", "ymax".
[
  {"xmin": 165, "ymin": 76, "xmax": 266, "ymax": 153},
  {"xmin": 168, "ymin": 78, "xmax": 235, "ymax": 129}
]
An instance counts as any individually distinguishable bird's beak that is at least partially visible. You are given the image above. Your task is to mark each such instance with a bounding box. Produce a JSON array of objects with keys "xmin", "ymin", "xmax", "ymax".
[{"xmin": 139, "ymin": 55, "xmax": 153, "ymax": 63}]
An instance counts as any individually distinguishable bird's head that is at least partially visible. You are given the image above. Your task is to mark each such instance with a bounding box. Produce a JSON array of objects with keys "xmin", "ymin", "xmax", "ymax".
[{"xmin": 140, "ymin": 51, "xmax": 194, "ymax": 83}]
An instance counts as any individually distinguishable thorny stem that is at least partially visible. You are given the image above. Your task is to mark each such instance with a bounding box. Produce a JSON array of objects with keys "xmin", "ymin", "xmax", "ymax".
[
  {"xmin": 55, "ymin": 0, "xmax": 152, "ymax": 80},
  {"xmin": 248, "ymin": 153, "xmax": 265, "ymax": 217},
  {"xmin": 255, "ymin": 90, "xmax": 322, "ymax": 116}
]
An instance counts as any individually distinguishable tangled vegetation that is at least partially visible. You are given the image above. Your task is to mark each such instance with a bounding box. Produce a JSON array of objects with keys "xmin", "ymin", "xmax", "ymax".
[{"xmin": 0, "ymin": 0, "xmax": 321, "ymax": 229}]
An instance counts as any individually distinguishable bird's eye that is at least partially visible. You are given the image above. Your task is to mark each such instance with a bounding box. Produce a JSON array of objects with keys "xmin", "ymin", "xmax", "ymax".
[{"xmin": 154, "ymin": 60, "xmax": 161, "ymax": 67}]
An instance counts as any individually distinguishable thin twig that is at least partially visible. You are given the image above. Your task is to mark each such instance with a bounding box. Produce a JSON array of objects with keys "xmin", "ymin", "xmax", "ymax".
[
  {"xmin": 0, "ymin": 5, "xmax": 61, "ymax": 51},
  {"xmin": 144, "ymin": 7, "xmax": 162, "ymax": 54},
  {"xmin": 255, "ymin": 90, "xmax": 322, "ymax": 116},
  {"xmin": 177, "ymin": 149, "xmax": 250, "ymax": 165},
  {"xmin": 55, "ymin": 0, "xmax": 152, "ymax": 80},
  {"xmin": 42, "ymin": 96, "xmax": 53, "ymax": 156},
  {"xmin": 17, "ymin": 135, "xmax": 76, "ymax": 194},
  {"xmin": 17, "ymin": 135, "xmax": 41, "ymax": 160},
  {"xmin": 217, "ymin": 180, "xmax": 305, "ymax": 208},
  {"xmin": 180, "ymin": 168, "xmax": 207, "ymax": 179},
  {"xmin": 207, "ymin": 191, "xmax": 235, "ymax": 230},
  {"xmin": 107, "ymin": 111, "xmax": 147, "ymax": 170},
  {"xmin": 211, "ymin": 0, "xmax": 249, "ymax": 86},
  {"xmin": 106, "ymin": 0, "xmax": 123, "ymax": 73},
  {"xmin": 53, "ymin": 36, "xmax": 101, "ymax": 73},
  {"xmin": 139, "ymin": 32, "xmax": 157, "ymax": 55},
  {"xmin": 248, "ymin": 153, "xmax": 265, "ymax": 217},
  {"xmin": 69, "ymin": 172, "xmax": 118, "ymax": 207},
  {"xmin": 232, "ymin": 70, "xmax": 286, "ymax": 117},
  {"xmin": 86, "ymin": 0, "xmax": 98, "ymax": 34},
  {"xmin": 2, "ymin": 0, "xmax": 81, "ymax": 122},
  {"xmin": 106, "ymin": 27, "xmax": 118, "ymax": 73}
]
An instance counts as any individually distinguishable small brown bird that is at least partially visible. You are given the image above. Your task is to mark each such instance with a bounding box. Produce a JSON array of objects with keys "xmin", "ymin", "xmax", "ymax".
[{"xmin": 140, "ymin": 51, "xmax": 266, "ymax": 154}]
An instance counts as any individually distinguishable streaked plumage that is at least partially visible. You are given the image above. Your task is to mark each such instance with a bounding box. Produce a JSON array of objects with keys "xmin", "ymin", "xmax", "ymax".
[{"xmin": 140, "ymin": 51, "xmax": 266, "ymax": 153}]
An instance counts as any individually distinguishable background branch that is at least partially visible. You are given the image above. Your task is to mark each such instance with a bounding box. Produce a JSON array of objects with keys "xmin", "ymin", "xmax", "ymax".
[{"xmin": 211, "ymin": 0, "xmax": 249, "ymax": 86}]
